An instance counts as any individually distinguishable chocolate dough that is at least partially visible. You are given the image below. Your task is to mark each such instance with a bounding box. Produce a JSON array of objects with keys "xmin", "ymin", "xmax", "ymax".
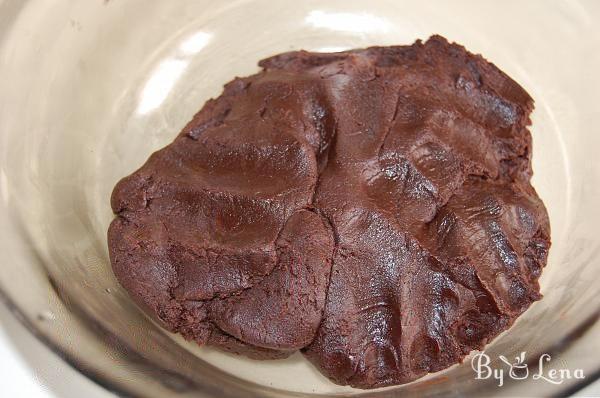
[{"xmin": 108, "ymin": 35, "xmax": 550, "ymax": 388}]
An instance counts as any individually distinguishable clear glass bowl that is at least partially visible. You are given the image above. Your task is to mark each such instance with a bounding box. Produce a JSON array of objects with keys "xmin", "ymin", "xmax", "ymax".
[{"xmin": 0, "ymin": 1, "xmax": 599, "ymax": 396}]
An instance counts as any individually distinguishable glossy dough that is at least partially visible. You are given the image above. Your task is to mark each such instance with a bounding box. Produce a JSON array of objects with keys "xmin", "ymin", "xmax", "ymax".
[{"xmin": 108, "ymin": 36, "xmax": 550, "ymax": 388}]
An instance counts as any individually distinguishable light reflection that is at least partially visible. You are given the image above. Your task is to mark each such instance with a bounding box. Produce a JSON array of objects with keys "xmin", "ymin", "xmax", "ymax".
[
  {"xmin": 136, "ymin": 31, "xmax": 212, "ymax": 115},
  {"xmin": 179, "ymin": 31, "xmax": 212, "ymax": 55},
  {"xmin": 137, "ymin": 59, "xmax": 188, "ymax": 115},
  {"xmin": 305, "ymin": 10, "xmax": 391, "ymax": 34},
  {"xmin": 0, "ymin": 168, "xmax": 9, "ymax": 204},
  {"xmin": 315, "ymin": 46, "xmax": 350, "ymax": 53}
]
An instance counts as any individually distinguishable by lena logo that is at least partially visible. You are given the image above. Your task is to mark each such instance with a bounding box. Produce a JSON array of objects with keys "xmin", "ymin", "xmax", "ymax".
[{"xmin": 471, "ymin": 351, "xmax": 585, "ymax": 387}]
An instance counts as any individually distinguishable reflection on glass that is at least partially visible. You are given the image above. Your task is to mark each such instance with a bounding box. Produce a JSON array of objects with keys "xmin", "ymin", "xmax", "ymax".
[
  {"xmin": 179, "ymin": 32, "xmax": 212, "ymax": 56},
  {"xmin": 136, "ymin": 59, "xmax": 188, "ymax": 115},
  {"xmin": 0, "ymin": 168, "xmax": 8, "ymax": 204},
  {"xmin": 136, "ymin": 32, "xmax": 213, "ymax": 115},
  {"xmin": 305, "ymin": 10, "xmax": 391, "ymax": 33},
  {"xmin": 315, "ymin": 46, "xmax": 350, "ymax": 53}
]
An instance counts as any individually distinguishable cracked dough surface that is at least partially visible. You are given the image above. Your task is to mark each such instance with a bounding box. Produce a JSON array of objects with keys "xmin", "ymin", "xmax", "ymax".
[{"xmin": 108, "ymin": 35, "xmax": 550, "ymax": 389}]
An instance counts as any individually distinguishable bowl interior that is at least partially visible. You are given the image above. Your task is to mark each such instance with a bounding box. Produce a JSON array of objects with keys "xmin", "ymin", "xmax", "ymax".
[{"xmin": 0, "ymin": 1, "xmax": 599, "ymax": 397}]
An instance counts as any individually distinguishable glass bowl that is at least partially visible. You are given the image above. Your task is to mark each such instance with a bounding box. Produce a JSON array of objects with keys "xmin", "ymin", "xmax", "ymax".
[{"xmin": 0, "ymin": 0, "xmax": 598, "ymax": 396}]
